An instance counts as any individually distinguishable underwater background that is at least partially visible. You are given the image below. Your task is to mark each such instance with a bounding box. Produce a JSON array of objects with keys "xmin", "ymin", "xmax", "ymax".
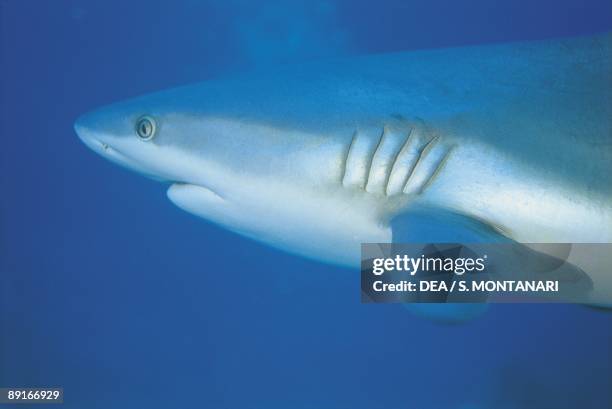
[{"xmin": 1, "ymin": 0, "xmax": 611, "ymax": 408}]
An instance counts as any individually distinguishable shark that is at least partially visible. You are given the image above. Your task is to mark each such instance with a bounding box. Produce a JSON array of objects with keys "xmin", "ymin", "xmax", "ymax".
[{"xmin": 75, "ymin": 33, "xmax": 612, "ymax": 321}]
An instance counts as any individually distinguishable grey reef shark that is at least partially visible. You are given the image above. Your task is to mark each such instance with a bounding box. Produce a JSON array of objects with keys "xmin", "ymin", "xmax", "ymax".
[{"xmin": 75, "ymin": 32, "xmax": 612, "ymax": 322}]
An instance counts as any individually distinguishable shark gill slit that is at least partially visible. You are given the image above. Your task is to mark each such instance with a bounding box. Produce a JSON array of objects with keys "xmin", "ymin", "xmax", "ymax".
[
  {"xmin": 384, "ymin": 126, "xmax": 413, "ymax": 196},
  {"xmin": 340, "ymin": 131, "xmax": 357, "ymax": 185},
  {"xmin": 364, "ymin": 128, "xmax": 387, "ymax": 190},
  {"xmin": 377, "ymin": 126, "xmax": 409, "ymax": 196},
  {"xmin": 402, "ymin": 135, "xmax": 454, "ymax": 195},
  {"xmin": 392, "ymin": 129, "xmax": 434, "ymax": 195},
  {"xmin": 402, "ymin": 135, "xmax": 438, "ymax": 193},
  {"xmin": 418, "ymin": 144, "xmax": 454, "ymax": 194}
]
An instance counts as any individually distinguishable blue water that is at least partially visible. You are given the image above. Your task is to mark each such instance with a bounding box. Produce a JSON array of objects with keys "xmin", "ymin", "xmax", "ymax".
[{"xmin": 1, "ymin": 1, "xmax": 611, "ymax": 408}]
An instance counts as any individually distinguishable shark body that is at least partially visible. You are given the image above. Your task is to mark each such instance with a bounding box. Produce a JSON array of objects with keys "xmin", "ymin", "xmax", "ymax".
[{"xmin": 75, "ymin": 33, "xmax": 612, "ymax": 313}]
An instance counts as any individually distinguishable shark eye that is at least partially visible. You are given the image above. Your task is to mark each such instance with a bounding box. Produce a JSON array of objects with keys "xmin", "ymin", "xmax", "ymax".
[{"xmin": 136, "ymin": 116, "xmax": 156, "ymax": 140}]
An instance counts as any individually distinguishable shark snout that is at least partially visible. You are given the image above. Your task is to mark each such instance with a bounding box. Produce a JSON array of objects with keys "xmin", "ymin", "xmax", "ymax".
[
  {"xmin": 74, "ymin": 109, "xmax": 129, "ymax": 160},
  {"xmin": 75, "ymin": 115, "xmax": 102, "ymax": 152},
  {"xmin": 74, "ymin": 112, "xmax": 136, "ymax": 172},
  {"xmin": 74, "ymin": 111, "xmax": 108, "ymax": 150}
]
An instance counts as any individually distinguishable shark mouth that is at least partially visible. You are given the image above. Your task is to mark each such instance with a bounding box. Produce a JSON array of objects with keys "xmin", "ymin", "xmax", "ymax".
[{"xmin": 78, "ymin": 133, "xmax": 225, "ymax": 202}]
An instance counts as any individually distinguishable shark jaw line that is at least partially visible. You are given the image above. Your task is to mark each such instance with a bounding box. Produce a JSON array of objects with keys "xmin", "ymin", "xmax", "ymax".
[{"xmin": 86, "ymin": 136, "xmax": 226, "ymax": 201}]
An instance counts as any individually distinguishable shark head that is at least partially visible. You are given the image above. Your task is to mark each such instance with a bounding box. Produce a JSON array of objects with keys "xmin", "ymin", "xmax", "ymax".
[
  {"xmin": 74, "ymin": 85, "xmax": 233, "ymax": 205},
  {"xmin": 74, "ymin": 77, "xmax": 393, "ymax": 266}
]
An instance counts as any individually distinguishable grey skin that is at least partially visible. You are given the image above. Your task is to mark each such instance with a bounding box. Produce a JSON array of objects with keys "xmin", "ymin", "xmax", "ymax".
[{"xmin": 75, "ymin": 32, "xmax": 612, "ymax": 320}]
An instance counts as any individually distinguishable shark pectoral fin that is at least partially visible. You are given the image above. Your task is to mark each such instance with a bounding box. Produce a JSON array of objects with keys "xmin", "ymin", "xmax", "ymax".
[
  {"xmin": 390, "ymin": 207, "xmax": 593, "ymax": 323},
  {"xmin": 494, "ymin": 244, "xmax": 593, "ymax": 302},
  {"xmin": 389, "ymin": 206, "xmax": 503, "ymax": 323},
  {"xmin": 390, "ymin": 205, "xmax": 508, "ymax": 244}
]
